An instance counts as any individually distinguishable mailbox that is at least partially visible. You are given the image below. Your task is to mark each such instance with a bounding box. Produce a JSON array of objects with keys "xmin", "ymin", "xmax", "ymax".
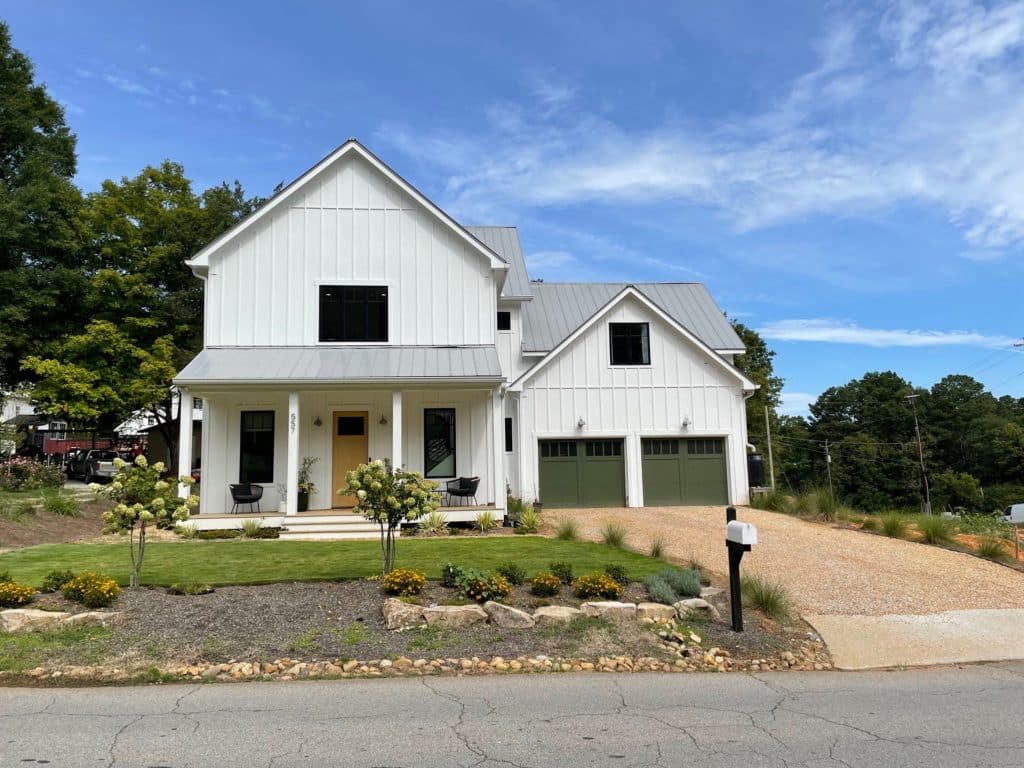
[{"xmin": 726, "ymin": 520, "xmax": 757, "ymax": 546}]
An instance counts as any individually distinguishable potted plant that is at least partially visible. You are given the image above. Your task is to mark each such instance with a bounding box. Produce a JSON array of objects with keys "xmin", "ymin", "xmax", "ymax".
[
  {"xmin": 297, "ymin": 457, "xmax": 319, "ymax": 512},
  {"xmin": 275, "ymin": 483, "xmax": 288, "ymax": 514}
]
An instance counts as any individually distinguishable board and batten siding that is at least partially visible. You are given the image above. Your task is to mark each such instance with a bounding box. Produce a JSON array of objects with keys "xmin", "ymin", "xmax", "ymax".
[
  {"xmin": 204, "ymin": 153, "xmax": 496, "ymax": 347},
  {"xmin": 516, "ymin": 296, "xmax": 750, "ymax": 507}
]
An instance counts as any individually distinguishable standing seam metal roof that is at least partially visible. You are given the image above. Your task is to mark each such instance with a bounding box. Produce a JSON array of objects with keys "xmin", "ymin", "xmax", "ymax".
[{"xmin": 465, "ymin": 226, "xmax": 532, "ymax": 299}]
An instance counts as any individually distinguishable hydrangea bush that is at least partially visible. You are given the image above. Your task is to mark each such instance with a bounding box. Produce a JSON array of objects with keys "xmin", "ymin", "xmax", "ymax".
[
  {"xmin": 344, "ymin": 459, "xmax": 439, "ymax": 574},
  {"xmin": 92, "ymin": 455, "xmax": 198, "ymax": 587}
]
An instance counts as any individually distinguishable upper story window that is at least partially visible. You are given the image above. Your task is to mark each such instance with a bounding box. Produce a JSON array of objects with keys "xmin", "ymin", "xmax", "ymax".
[
  {"xmin": 609, "ymin": 322, "xmax": 650, "ymax": 365},
  {"xmin": 319, "ymin": 285, "xmax": 388, "ymax": 342},
  {"xmin": 497, "ymin": 311, "xmax": 511, "ymax": 331}
]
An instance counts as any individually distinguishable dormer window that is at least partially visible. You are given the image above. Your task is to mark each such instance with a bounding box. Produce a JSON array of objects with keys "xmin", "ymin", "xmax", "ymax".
[
  {"xmin": 609, "ymin": 322, "xmax": 650, "ymax": 365},
  {"xmin": 319, "ymin": 286, "xmax": 388, "ymax": 342}
]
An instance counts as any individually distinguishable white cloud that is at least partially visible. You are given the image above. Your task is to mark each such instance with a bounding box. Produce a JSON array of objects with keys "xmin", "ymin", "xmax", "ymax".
[
  {"xmin": 758, "ymin": 318, "xmax": 1018, "ymax": 348},
  {"xmin": 526, "ymin": 250, "xmax": 575, "ymax": 270},
  {"xmin": 103, "ymin": 75, "xmax": 152, "ymax": 96},
  {"xmin": 181, "ymin": 79, "xmax": 196, "ymax": 90},
  {"xmin": 779, "ymin": 391, "xmax": 816, "ymax": 417}
]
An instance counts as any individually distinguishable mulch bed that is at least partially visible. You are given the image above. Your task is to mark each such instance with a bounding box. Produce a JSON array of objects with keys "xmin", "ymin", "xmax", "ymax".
[{"xmin": 0, "ymin": 499, "xmax": 108, "ymax": 550}]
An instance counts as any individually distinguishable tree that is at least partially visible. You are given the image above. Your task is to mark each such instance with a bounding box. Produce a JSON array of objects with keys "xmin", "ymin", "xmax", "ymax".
[
  {"xmin": 345, "ymin": 460, "xmax": 440, "ymax": 573},
  {"xmin": 930, "ymin": 470, "xmax": 984, "ymax": 513},
  {"xmin": 0, "ymin": 22, "xmax": 86, "ymax": 387},
  {"xmin": 731, "ymin": 321, "xmax": 783, "ymax": 423},
  {"xmin": 94, "ymin": 455, "xmax": 197, "ymax": 587}
]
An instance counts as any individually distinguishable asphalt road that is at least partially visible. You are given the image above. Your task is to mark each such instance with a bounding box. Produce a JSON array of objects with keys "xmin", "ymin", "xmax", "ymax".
[{"xmin": 3, "ymin": 664, "xmax": 1023, "ymax": 767}]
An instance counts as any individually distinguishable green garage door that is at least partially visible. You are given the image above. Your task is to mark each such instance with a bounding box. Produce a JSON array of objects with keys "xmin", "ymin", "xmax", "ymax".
[
  {"xmin": 539, "ymin": 439, "xmax": 625, "ymax": 508},
  {"xmin": 641, "ymin": 437, "xmax": 728, "ymax": 506}
]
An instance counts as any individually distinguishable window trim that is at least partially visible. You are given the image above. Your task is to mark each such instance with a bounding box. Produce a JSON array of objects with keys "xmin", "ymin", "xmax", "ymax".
[
  {"xmin": 497, "ymin": 311, "xmax": 512, "ymax": 332},
  {"xmin": 423, "ymin": 407, "xmax": 456, "ymax": 479},
  {"xmin": 314, "ymin": 280, "xmax": 393, "ymax": 346},
  {"xmin": 239, "ymin": 410, "xmax": 275, "ymax": 484},
  {"xmin": 609, "ymin": 322, "xmax": 651, "ymax": 366},
  {"xmin": 504, "ymin": 417, "xmax": 513, "ymax": 453}
]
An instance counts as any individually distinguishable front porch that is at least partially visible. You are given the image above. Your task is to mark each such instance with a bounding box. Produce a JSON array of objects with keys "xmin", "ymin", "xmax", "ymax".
[{"xmin": 177, "ymin": 385, "xmax": 506, "ymax": 523}]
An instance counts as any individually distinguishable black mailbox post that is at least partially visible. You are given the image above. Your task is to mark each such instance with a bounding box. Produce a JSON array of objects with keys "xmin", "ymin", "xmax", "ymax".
[{"xmin": 725, "ymin": 506, "xmax": 753, "ymax": 632}]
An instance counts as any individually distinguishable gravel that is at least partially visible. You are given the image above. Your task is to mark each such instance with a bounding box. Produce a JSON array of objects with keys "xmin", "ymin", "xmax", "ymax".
[{"xmin": 559, "ymin": 506, "xmax": 1024, "ymax": 616}]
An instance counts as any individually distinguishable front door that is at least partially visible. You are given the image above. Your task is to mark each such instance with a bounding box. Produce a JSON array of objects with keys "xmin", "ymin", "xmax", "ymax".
[{"xmin": 332, "ymin": 411, "xmax": 368, "ymax": 507}]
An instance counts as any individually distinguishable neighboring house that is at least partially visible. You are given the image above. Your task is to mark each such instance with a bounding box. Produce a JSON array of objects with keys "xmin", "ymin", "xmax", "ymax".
[
  {"xmin": 173, "ymin": 140, "xmax": 756, "ymax": 525},
  {"xmin": 1, "ymin": 392, "xmax": 33, "ymax": 424}
]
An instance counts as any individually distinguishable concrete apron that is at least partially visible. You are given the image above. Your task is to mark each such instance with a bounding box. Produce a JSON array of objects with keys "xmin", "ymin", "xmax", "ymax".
[{"xmin": 806, "ymin": 608, "xmax": 1024, "ymax": 670}]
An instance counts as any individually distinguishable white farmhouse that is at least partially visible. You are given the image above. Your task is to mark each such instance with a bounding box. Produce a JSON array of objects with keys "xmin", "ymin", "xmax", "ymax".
[{"xmin": 173, "ymin": 140, "xmax": 756, "ymax": 535}]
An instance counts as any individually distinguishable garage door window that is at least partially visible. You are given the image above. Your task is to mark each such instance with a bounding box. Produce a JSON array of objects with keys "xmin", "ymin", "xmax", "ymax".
[
  {"xmin": 540, "ymin": 440, "xmax": 577, "ymax": 457},
  {"xmin": 585, "ymin": 440, "xmax": 622, "ymax": 457},
  {"xmin": 687, "ymin": 438, "xmax": 724, "ymax": 455},
  {"xmin": 643, "ymin": 438, "xmax": 680, "ymax": 455}
]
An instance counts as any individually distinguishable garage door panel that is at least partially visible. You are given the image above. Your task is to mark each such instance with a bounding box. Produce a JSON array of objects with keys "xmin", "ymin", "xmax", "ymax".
[
  {"xmin": 539, "ymin": 439, "xmax": 624, "ymax": 508},
  {"xmin": 641, "ymin": 437, "xmax": 728, "ymax": 506}
]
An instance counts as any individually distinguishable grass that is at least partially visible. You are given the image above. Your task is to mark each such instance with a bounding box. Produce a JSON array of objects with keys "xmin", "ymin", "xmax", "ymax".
[
  {"xmin": 238, "ymin": 518, "xmax": 265, "ymax": 538},
  {"xmin": 914, "ymin": 514, "xmax": 955, "ymax": 546},
  {"xmin": 554, "ymin": 517, "xmax": 579, "ymax": 541},
  {"xmin": 975, "ymin": 536, "xmax": 1012, "ymax": 563},
  {"xmin": 750, "ymin": 488, "xmax": 788, "ymax": 512},
  {"xmin": 648, "ymin": 534, "xmax": 666, "ymax": 559},
  {"xmin": 41, "ymin": 491, "xmax": 81, "ymax": 518},
  {"xmin": 335, "ymin": 622, "xmax": 370, "ymax": 646},
  {"xmin": 599, "ymin": 521, "xmax": 628, "ymax": 548},
  {"xmin": 881, "ymin": 513, "xmax": 909, "ymax": 539},
  {"xmin": 0, "ymin": 497, "xmax": 36, "ymax": 523},
  {"xmin": 0, "ymin": 538, "xmax": 668, "ymax": 588},
  {"xmin": 0, "ymin": 487, "xmax": 76, "ymax": 502},
  {"xmin": 0, "ymin": 626, "xmax": 113, "ymax": 673},
  {"xmin": 740, "ymin": 574, "xmax": 791, "ymax": 621}
]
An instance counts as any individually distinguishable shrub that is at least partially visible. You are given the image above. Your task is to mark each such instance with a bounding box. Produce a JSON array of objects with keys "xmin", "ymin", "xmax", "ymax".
[
  {"xmin": 42, "ymin": 491, "xmax": 81, "ymax": 518},
  {"xmin": 658, "ymin": 567, "xmax": 701, "ymax": 598},
  {"xmin": 975, "ymin": 536, "xmax": 1011, "ymax": 562},
  {"xmin": 787, "ymin": 492, "xmax": 814, "ymax": 517},
  {"xmin": 0, "ymin": 458, "xmax": 64, "ymax": 491},
  {"xmin": 440, "ymin": 562, "xmax": 464, "ymax": 589},
  {"xmin": 915, "ymin": 514, "xmax": 954, "ymax": 546},
  {"xmin": 417, "ymin": 508, "xmax": 448, "ymax": 536},
  {"xmin": 599, "ymin": 521, "xmax": 628, "ymax": 548},
  {"xmin": 381, "ymin": 568, "xmax": 427, "ymax": 596},
  {"xmin": 40, "ymin": 569, "xmax": 76, "ymax": 593},
  {"xmin": 0, "ymin": 498, "xmax": 36, "ymax": 522},
  {"xmin": 752, "ymin": 488, "xmax": 788, "ymax": 512},
  {"xmin": 457, "ymin": 569, "xmax": 512, "ymax": 602},
  {"xmin": 239, "ymin": 517, "xmax": 264, "ymax": 538},
  {"xmin": 515, "ymin": 506, "xmax": 542, "ymax": 534},
  {"xmin": 495, "ymin": 561, "xmax": 526, "ymax": 586},
  {"xmin": 176, "ymin": 523, "xmax": 199, "ymax": 539},
  {"xmin": 475, "ymin": 510, "xmax": 498, "ymax": 532},
  {"xmin": 881, "ymin": 513, "xmax": 908, "ymax": 538},
  {"xmin": 529, "ymin": 572, "xmax": 561, "ymax": 597},
  {"xmin": 0, "ymin": 581, "xmax": 37, "ymax": 608},
  {"xmin": 0, "ymin": 570, "xmax": 10, "ymax": 582},
  {"xmin": 573, "ymin": 572, "xmax": 623, "ymax": 600},
  {"xmin": 860, "ymin": 516, "xmax": 879, "ymax": 532},
  {"xmin": 741, "ymin": 574, "xmax": 791, "ymax": 621},
  {"xmin": 197, "ymin": 529, "xmax": 241, "ymax": 540},
  {"xmin": 167, "ymin": 582, "xmax": 215, "ymax": 595},
  {"xmin": 62, "ymin": 572, "xmax": 121, "ymax": 608},
  {"xmin": 649, "ymin": 534, "xmax": 666, "ymax": 559},
  {"xmin": 643, "ymin": 575, "xmax": 677, "ymax": 605},
  {"xmin": 604, "ymin": 563, "xmax": 630, "ymax": 585},
  {"xmin": 554, "ymin": 517, "xmax": 579, "ymax": 541},
  {"xmin": 549, "ymin": 561, "xmax": 573, "ymax": 584}
]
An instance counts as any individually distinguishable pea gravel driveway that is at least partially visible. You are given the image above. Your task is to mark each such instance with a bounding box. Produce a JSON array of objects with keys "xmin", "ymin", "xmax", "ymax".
[{"xmin": 560, "ymin": 506, "xmax": 1024, "ymax": 616}]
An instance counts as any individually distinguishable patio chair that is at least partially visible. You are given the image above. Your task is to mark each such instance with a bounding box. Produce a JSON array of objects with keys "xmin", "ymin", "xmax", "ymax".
[
  {"xmin": 445, "ymin": 476, "xmax": 480, "ymax": 506},
  {"xmin": 229, "ymin": 483, "xmax": 263, "ymax": 514}
]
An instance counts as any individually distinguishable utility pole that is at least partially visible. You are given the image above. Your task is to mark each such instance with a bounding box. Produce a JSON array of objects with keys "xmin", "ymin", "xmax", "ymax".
[
  {"xmin": 764, "ymin": 406, "xmax": 776, "ymax": 490},
  {"xmin": 824, "ymin": 439, "xmax": 833, "ymax": 501},
  {"xmin": 905, "ymin": 394, "xmax": 932, "ymax": 516}
]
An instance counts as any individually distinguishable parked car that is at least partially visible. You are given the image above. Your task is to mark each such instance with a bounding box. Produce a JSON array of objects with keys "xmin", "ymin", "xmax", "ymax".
[
  {"xmin": 67, "ymin": 449, "xmax": 119, "ymax": 483},
  {"xmin": 1002, "ymin": 504, "xmax": 1024, "ymax": 525}
]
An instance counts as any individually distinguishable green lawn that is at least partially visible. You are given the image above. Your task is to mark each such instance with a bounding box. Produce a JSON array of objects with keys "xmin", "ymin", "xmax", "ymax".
[
  {"xmin": 0, "ymin": 486, "xmax": 79, "ymax": 501},
  {"xmin": 0, "ymin": 537, "xmax": 667, "ymax": 588}
]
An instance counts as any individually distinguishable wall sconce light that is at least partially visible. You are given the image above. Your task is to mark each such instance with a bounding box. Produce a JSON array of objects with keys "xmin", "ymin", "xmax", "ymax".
[
  {"xmin": 313, "ymin": 416, "xmax": 323, "ymax": 427},
  {"xmin": 379, "ymin": 414, "xmax": 389, "ymax": 426},
  {"xmin": 681, "ymin": 417, "xmax": 691, "ymax": 431},
  {"xmin": 577, "ymin": 417, "xmax": 586, "ymax": 429}
]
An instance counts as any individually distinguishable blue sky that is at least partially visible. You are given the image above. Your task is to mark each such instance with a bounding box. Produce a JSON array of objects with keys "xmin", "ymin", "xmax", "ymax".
[{"xmin": 4, "ymin": 0, "xmax": 1023, "ymax": 413}]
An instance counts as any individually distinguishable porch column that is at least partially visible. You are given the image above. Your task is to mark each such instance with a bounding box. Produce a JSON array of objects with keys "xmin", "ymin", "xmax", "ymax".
[
  {"xmin": 491, "ymin": 387, "xmax": 505, "ymax": 512},
  {"xmin": 177, "ymin": 387, "xmax": 192, "ymax": 499},
  {"xmin": 286, "ymin": 392, "xmax": 300, "ymax": 515},
  {"xmin": 391, "ymin": 390, "xmax": 403, "ymax": 468}
]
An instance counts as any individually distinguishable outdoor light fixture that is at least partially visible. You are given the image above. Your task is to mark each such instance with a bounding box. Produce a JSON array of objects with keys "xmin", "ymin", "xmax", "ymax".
[
  {"xmin": 577, "ymin": 417, "xmax": 586, "ymax": 428},
  {"xmin": 379, "ymin": 414, "xmax": 389, "ymax": 425},
  {"xmin": 313, "ymin": 416, "xmax": 323, "ymax": 427},
  {"xmin": 681, "ymin": 417, "xmax": 691, "ymax": 431}
]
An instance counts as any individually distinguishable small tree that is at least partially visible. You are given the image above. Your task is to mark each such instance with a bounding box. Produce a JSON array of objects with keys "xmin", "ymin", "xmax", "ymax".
[
  {"xmin": 93, "ymin": 455, "xmax": 197, "ymax": 587},
  {"xmin": 344, "ymin": 459, "xmax": 439, "ymax": 574}
]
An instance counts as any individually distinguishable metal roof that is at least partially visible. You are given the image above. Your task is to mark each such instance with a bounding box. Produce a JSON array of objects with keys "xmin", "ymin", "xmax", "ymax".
[
  {"xmin": 174, "ymin": 346, "xmax": 504, "ymax": 385},
  {"xmin": 521, "ymin": 283, "xmax": 744, "ymax": 353},
  {"xmin": 465, "ymin": 226, "xmax": 532, "ymax": 299}
]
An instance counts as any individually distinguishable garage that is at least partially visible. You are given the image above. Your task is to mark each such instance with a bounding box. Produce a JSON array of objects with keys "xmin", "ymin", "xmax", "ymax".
[
  {"xmin": 641, "ymin": 437, "xmax": 728, "ymax": 506},
  {"xmin": 538, "ymin": 439, "xmax": 625, "ymax": 508}
]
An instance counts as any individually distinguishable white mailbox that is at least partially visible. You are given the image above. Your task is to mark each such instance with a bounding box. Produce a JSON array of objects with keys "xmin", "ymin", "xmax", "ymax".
[{"xmin": 726, "ymin": 520, "xmax": 757, "ymax": 546}]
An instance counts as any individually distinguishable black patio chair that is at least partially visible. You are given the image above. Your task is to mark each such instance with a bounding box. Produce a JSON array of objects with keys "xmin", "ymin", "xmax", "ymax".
[
  {"xmin": 229, "ymin": 483, "xmax": 263, "ymax": 514},
  {"xmin": 445, "ymin": 476, "xmax": 480, "ymax": 506}
]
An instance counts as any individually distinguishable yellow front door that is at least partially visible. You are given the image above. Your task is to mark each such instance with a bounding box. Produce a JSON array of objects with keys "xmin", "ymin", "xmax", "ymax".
[{"xmin": 332, "ymin": 411, "xmax": 369, "ymax": 507}]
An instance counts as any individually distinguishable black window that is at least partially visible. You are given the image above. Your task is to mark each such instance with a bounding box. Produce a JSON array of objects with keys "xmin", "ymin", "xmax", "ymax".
[
  {"xmin": 643, "ymin": 438, "xmax": 679, "ymax": 455},
  {"xmin": 497, "ymin": 311, "xmax": 512, "ymax": 331},
  {"xmin": 687, "ymin": 438, "xmax": 724, "ymax": 455},
  {"xmin": 504, "ymin": 417, "xmax": 513, "ymax": 452},
  {"xmin": 609, "ymin": 323, "xmax": 650, "ymax": 365},
  {"xmin": 319, "ymin": 285, "xmax": 388, "ymax": 342},
  {"xmin": 540, "ymin": 440, "xmax": 577, "ymax": 458},
  {"xmin": 424, "ymin": 408, "xmax": 456, "ymax": 478},
  {"xmin": 240, "ymin": 411, "xmax": 274, "ymax": 483},
  {"xmin": 337, "ymin": 415, "xmax": 365, "ymax": 436},
  {"xmin": 585, "ymin": 440, "xmax": 622, "ymax": 457}
]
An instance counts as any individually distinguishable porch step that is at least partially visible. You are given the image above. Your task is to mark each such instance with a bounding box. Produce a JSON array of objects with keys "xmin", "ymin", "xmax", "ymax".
[{"xmin": 279, "ymin": 513, "xmax": 380, "ymax": 541}]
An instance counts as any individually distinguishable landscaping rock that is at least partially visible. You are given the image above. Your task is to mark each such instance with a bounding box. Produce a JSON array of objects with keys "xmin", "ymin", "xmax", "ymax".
[
  {"xmin": 422, "ymin": 604, "xmax": 488, "ymax": 628},
  {"xmin": 674, "ymin": 598, "xmax": 722, "ymax": 621},
  {"xmin": 0, "ymin": 609, "xmax": 69, "ymax": 634},
  {"xmin": 382, "ymin": 598, "xmax": 426, "ymax": 630},
  {"xmin": 483, "ymin": 601, "xmax": 536, "ymax": 628},
  {"xmin": 62, "ymin": 611, "xmax": 121, "ymax": 629},
  {"xmin": 700, "ymin": 587, "xmax": 724, "ymax": 599},
  {"xmin": 532, "ymin": 605, "xmax": 582, "ymax": 626},
  {"xmin": 636, "ymin": 602, "xmax": 676, "ymax": 622},
  {"xmin": 580, "ymin": 601, "xmax": 638, "ymax": 623}
]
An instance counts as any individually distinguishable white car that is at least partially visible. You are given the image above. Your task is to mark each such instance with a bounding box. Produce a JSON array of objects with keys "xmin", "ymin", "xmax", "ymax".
[{"xmin": 1002, "ymin": 504, "xmax": 1024, "ymax": 525}]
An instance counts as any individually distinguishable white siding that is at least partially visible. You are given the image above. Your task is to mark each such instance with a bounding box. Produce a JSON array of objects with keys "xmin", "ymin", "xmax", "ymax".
[
  {"xmin": 496, "ymin": 302, "xmax": 530, "ymax": 381},
  {"xmin": 204, "ymin": 153, "xmax": 496, "ymax": 348},
  {"xmin": 516, "ymin": 296, "xmax": 750, "ymax": 506}
]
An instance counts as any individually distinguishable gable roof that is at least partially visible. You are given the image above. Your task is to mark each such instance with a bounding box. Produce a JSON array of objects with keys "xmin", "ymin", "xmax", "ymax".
[
  {"xmin": 464, "ymin": 226, "xmax": 532, "ymax": 300},
  {"xmin": 186, "ymin": 139, "xmax": 508, "ymax": 275},
  {"xmin": 522, "ymin": 282, "xmax": 743, "ymax": 353},
  {"xmin": 510, "ymin": 286, "xmax": 757, "ymax": 392}
]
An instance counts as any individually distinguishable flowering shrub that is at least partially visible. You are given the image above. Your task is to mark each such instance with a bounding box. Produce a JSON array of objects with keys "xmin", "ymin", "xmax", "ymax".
[
  {"xmin": 344, "ymin": 459, "xmax": 439, "ymax": 573},
  {"xmin": 93, "ymin": 455, "xmax": 198, "ymax": 587},
  {"xmin": 62, "ymin": 572, "xmax": 121, "ymax": 608},
  {"xmin": 0, "ymin": 580, "xmax": 37, "ymax": 608},
  {"xmin": 529, "ymin": 572, "xmax": 561, "ymax": 597},
  {"xmin": 440, "ymin": 562, "xmax": 464, "ymax": 588},
  {"xmin": 457, "ymin": 569, "xmax": 512, "ymax": 603},
  {"xmin": 573, "ymin": 572, "xmax": 623, "ymax": 600},
  {"xmin": 41, "ymin": 569, "xmax": 76, "ymax": 593},
  {"xmin": 381, "ymin": 568, "xmax": 427, "ymax": 596},
  {"xmin": 0, "ymin": 458, "xmax": 65, "ymax": 491}
]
